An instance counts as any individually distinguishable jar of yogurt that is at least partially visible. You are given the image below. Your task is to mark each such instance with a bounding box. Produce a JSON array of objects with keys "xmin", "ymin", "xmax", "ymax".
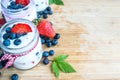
[
  {"xmin": 0, "ymin": 19, "xmax": 42, "ymax": 70},
  {"xmin": 34, "ymin": 0, "xmax": 49, "ymax": 12},
  {"xmin": 1, "ymin": 0, "xmax": 37, "ymax": 22}
]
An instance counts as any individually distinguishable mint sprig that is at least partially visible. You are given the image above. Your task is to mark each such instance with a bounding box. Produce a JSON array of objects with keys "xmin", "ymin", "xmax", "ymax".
[
  {"xmin": 49, "ymin": 0, "xmax": 64, "ymax": 5},
  {"xmin": 52, "ymin": 55, "xmax": 76, "ymax": 78}
]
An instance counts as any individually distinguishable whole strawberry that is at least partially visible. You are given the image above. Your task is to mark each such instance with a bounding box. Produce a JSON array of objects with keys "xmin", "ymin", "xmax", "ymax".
[{"xmin": 37, "ymin": 20, "xmax": 56, "ymax": 38}]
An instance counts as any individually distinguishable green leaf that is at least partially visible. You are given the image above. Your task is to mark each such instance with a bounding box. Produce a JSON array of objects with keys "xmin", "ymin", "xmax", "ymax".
[
  {"xmin": 54, "ymin": 0, "xmax": 64, "ymax": 5},
  {"xmin": 52, "ymin": 61, "xmax": 60, "ymax": 78},
  {"xmin": 49, "ymin": 0, "xmax": 64, "ymax": 5},
  {"xmin": 58, "ymin": 61, "xmax": 76, "ymax": 73},
  {"xmin": 49, "ymin": 0, "xmax": 54, "ymax": 5},
  {"xmin": 55, "ymin": 55, "xmax": 68, "ymax": 62}
]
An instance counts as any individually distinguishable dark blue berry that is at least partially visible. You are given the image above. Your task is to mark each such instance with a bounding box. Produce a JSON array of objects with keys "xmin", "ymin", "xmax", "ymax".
[
  {"xmin": 37, "ymin": 13, "xmax": 41, "ymax": 18},
  {"xmin": 40, "ymin": 35, "xmax": 45, "ymax": 38},
  {"xmin": 22, "ymin": 33, "xmax": 27, "ymax": 36},
  {"xmin": 6, "ymin": 27, "xmax": 12, "ymax": 33},
  {"xmin": 0, "ymin": 63, "xmax": 3, "ymax": 69},
  {"xmin": 51, "ymin": 39, "xmax": 58, "ymax": 45},
  {"xmin": 11, "ymin": 74, "xmax": 19, "ymax": 80},
  {"xmin": 48, "ymin": 10, "xmax": 53, "ymax": 15},
  {"xmin": 43, "ymin": 10, "xmax": 48, "ymax": 14},
  {"xmin": 43, "ymin": 14, "xmax": 48, "ymax": 19},
  {"xmin": 9, "ymin": 33, "xmax": 16, "ymax": 39},
  {"xmin": 16, "ymin": 34, "xmax": 22, "ymax": 38},
  {"xmin": 46, "ymin": 6, "xmax": 51, "ymax": 11},
  {"xmin": 38, "ymin": 11, "xmax": 43, "ymax": 15},
  {"xmin": 46, "ymin": 42, "xmax": 52, "ymax": 47},
  {"xmin": 7, "ymin": 5, "xmax": 13, "ymax": 9},
  {"xmin": 43, "ymin": 57, "xmax": 49, "ymax": 65},
  {"xmin": 10, "ymin": 1, "xmax": 16, "ymax": 5},
  {"xmin": 3, "ymin": 39, "xmax": 10, "ymax": 46},
  {"xmin": 45, "ymin": 38, "xmax": 51, "ymax": 43},
  {"xmin": 49, "ymin": 50, "xmax": 55, "ymax": 56},
  {"xmin": 3, "ymin": 33, "xmax": 10, "ymax": 39},
  {"xmin": 17, "ymin": 4, "xmax": 24, "ymax": 8},
  {"xmin": 14, "ymin": 39, "xmax": 22, "ymax": 46},
  {"xmin": 54, "ymin": 33, "xmax": 60, "ymax": 39},
  {"xmin": 0, "ymin": 53, "xmax": 4, "ymax": 59},
  {"xmin": 41, "ymin": 38, "xmax": 45, "ymax": 44},
  {"xmin": 1, "ymin": 59, "xmax": 8, "ymax": 67},
  {"xmin": 43, "ymin": 51, "xmax": 49, "ymax": 57}
]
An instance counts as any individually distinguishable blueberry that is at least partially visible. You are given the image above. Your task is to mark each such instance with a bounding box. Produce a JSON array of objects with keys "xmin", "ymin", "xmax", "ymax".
[
  {"xmin": 43, "ymin": 14, "xmax": 48, "ymax": 19},
  {"xmin": 46, "ymin": 6, "xmax": 51, "ymax": 11},
  {"xmin": 49, "ymin": 50, "xmax": 55, "ymax": 56},
  {"xmin": 40, "ymin": 34, "xmax": 45, "ymax": 38},
  {"xmin": 38, "ymin": 11, "xmax": 43, "ymax": 15},
  {"xmin": 51, "ymin": 39, "xmax": 58, "ymax": 45},
  {"xmin": 11, "ymin": 74, "xmax": 19, "ymax": 80},
  {"xmin": 46, "ymin": 42, "xmax": 52, "ymax": 47},
  {"xmin": 0, "ymin": 53, "xmax": 4, "ymax": 59},
  {"xmin": 0, "ymin": 63, "xmax": 3, "ymax": 69},
  {"xmin": 3, "ymin": 39, "xmax": 10, "ymax": 46},
  {"xmin": 18, "ymin": 4, "xmax": 24, "ymax": 8},
  {"xmin": 10, "ymin": 1, "xmax": 16, "ymax": 5},
  {"xmin": 43, "ymin": 10, "xmax": 48, "ymax": 14},
  {"xmin": 37, "ymin": 13, "xmax": 41, "ymax": 18},
  {"xmin": 43, "ymin": 57, "xmax": 49, "ymax": 65},
  {"xmin": 43, "ymin": 51, "xmax": 49, "ymax": 57},
  {"xmin": 48, "ymin": 10, "xmax": 53, "ymax": 15},
  {"xmin": 6, "ymin": 27, "xmax": 12, "ymax": 33},
  {"xmin": 1, "ymin": 59, "xmax": 8, "ymax": 67},
  {"xmin": 16, "ymin": 34, "xmax": 22, "ymax": 38},
  {"xmin": 41, "ymin": 38, "xmax": 45, "ymax": 44},
  {"xmin": 9, "ymin": 33, "xmax": 16, "ymax": 39},
  {"xmin": 54, "ymin": 33, "xmax": 60, "ymax": 39},
  {"xmin": 14, "ymin": 39, "xmax": 22, "ymax": 46},
  {"xmin": 45, "ymin": 38, "xmax": 51, "ymax": 43},
  {"xmin": 22, "ymin": 33, "xmax": 27, "ymax": 36},
  {"xmin": 3, "ymin": 33, "xmax": 10, "ymax": 39},
  {"xmin": 7, "ymin": 5, "xmax": 13, "ymax": 9}
]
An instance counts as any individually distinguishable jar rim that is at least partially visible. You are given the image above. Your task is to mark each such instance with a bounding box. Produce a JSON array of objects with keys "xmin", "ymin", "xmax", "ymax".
[
  {"xmin": 1, "ymin": 0, "xmax": 34, "ymax": 13},
  {"xmin": 0, "ymin": 18, "xmax": 38, "ymax": 54}
]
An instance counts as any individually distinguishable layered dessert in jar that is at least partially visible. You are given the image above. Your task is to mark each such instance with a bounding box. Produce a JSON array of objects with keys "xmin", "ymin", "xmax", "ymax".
[
  {"xmin": 0, "ymin": 19, "xmax": 42, "ymax": 70},
  {"xmin": 1, "ymin": 0, "xmax": 37, "ymax": 21}
]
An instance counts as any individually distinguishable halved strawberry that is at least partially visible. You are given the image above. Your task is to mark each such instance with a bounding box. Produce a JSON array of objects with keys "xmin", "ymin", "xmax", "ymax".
[
  {"xmin": 11, "ymin": 23, "xmax": 32, "ymax": 34},
  {"xmin": 16, "ymin": 0, "xmax": 30, "ymax": 6},
  {"xmin": 37, "ymin": 20, "xmax": 56, "ymax": 38}
]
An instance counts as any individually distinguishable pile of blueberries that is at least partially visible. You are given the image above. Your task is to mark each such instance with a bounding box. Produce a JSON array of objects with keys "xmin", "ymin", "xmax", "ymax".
[
  {"xmin": 42, "ymin": 50, "xmax": 55, "ymax": 65},
  {"xmin": 2, "ymin": 27, "xmax": 26, "ymax": 46},
  {"xmin": 40, "ymin": 33, "xmax": 60, "ymax": 47},
  {"xmin": 37, "ymin": 6, "xmax": 53, "ymax": 19},
  {"xmin": 7, "ymin": 1, "xmax": 25, "ymax": 9}
]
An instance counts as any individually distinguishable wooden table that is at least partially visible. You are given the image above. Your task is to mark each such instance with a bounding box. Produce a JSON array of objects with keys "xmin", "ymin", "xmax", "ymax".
[{"xmin": 1, "ymin": 0, "xmax": 120, "ymax": 80}]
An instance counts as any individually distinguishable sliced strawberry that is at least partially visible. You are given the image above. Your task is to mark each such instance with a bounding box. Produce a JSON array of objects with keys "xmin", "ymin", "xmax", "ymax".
[
  {"xmin": 11, "ymin": 23, "xmax": 32, "ymax": 34},
  {"xmin": 37, "ymin": 20, "xmax": 56, "ymax": 38},
  {"xmin": 16, "ymin": 0, "xmax": 30, "ymax": 6},
  {"xmin": 0, "ymin": 18, "xmax": 6, "ymax": 28}
]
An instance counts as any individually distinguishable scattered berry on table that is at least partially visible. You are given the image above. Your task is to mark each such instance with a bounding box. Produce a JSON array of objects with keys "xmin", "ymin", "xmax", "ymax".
[
  {"xmin": 11, "ymin": 74, "xmax": 19, "ymax": 80},
  {"xmin": 54, "ymin": 33, "xmax": 60, "ymax": 39},
  {"xmin": 3, "ymin": 39, "xmax": 11, "ymax": 46},
  {"xmin": 43, "ymin": 57, "xmax": 49, "ymax": 65},
  {"xmin": 51, "ymin": 39, "xmax": 58, "ymax": 45},
  {"xmin": 43, "ymin": 10, "xmax": 48, "ymax": 14},
  {"xmin": 41, "ymin": 38, "xmax": 45, "ymax": 44},
  {"xmin": 48, "ymin": 10, "xmax": 53, "ymax": 15},
  {"xmin": 43, "ymin": 14, "xmax": 48, "ymax": 19},
  {"xmin": 45, "ymin": 38, "xmax": 51, "ymax": 43},
  {"xmin": 1, "ymin": 59, "xmax": 8, "ymax": 67},
  {"xmin": 43, "ymin": 51, "xmax": 49, "ymax": 57},
  {"xmin": 46, "ymin": 42, "xmax": 52, "ymax": 47},
  {"xmin": 14, "ymin": 39, "xmax": 22, "ymax": 46},
  {"xmin": 49, "ymin": 50, "xmax": 55, "ymax": 56},
  {"xmin": 46, "ymin": 6, "xmax": 51, "ymax": 11}
]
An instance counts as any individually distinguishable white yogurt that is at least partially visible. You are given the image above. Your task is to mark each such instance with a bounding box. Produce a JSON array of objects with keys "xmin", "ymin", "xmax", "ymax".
[
  {"xmin": 0, "ymin": 19, "xmax": 42, "ymax": 70},
  {"xmin": 1, "ymin": 0, "xmax": 37, "ymax": 22},
  {"xmin": 34, "ymin": 0, "xmax": 49, "ymax": 11}
]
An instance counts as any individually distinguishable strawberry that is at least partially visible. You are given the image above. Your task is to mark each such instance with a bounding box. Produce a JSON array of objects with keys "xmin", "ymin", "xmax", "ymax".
[
  {"xmin": 11, "ymin": 23, "xmax": 32, "ymax": 34},
  {"xmin": 16, "ymin": 0, "xmax": 30, "ymax": 6},
  {"xmin": 37, "ymin": 20, "xmax": 56, "ymax": 38},
  {"xmin": 0, "ymin": 18, "xmax": 6, "ymax": 27}
]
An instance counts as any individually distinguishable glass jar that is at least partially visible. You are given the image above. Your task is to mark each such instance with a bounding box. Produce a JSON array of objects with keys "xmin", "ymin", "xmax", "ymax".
[
  {"xmin": 1, "ymin": 0, "xmax": 37, "ymax": 22},
  {"xmin": 35, "ymin": 0, "xmax": 49, "ymax": 12},
  {"xmin": 0, "ymin": 19, "xmax": 42, "ymax": 70}
]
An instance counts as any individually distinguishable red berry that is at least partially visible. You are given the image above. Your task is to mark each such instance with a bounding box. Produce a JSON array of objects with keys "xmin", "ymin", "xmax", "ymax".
[
  {"xmin": 37, "ymin": 20, "xmax": 56, "ymax": 38},
  {"xmin": 16, "ymin": 0, "xmax": 30, "ymax": 6},
  {"xmin": 0, "ymin": 18, "xmax": 6, "ymax": 27},
  {"xmin": 11, "ymin": 23, "xmax": 32, "ymax": 34}
]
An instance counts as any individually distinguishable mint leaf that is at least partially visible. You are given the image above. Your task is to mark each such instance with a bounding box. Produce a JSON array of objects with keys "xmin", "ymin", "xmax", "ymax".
[
  {"xmin": 49, "ymin": 0, "xmax": 64, "ymax": 5},
  {"xmin": 58, "ymin": 61, "xmax": 76, "ymax": 73},
  {"xmin": 52, "ymin": 61, "xmax": 60, "ymax": 78},
  {"xmin": 49, "ymin": 0, "xmax": 54, "ymax": 5},
  {"xmin": 55, "ymin": 55, "xmax": 68, "ymax": 61}
]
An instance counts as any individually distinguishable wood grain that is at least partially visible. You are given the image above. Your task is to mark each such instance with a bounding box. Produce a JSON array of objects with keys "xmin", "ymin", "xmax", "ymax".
[{"xmin": 1, "ymin": 0, "xmax": 120, "ymax": 80}]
